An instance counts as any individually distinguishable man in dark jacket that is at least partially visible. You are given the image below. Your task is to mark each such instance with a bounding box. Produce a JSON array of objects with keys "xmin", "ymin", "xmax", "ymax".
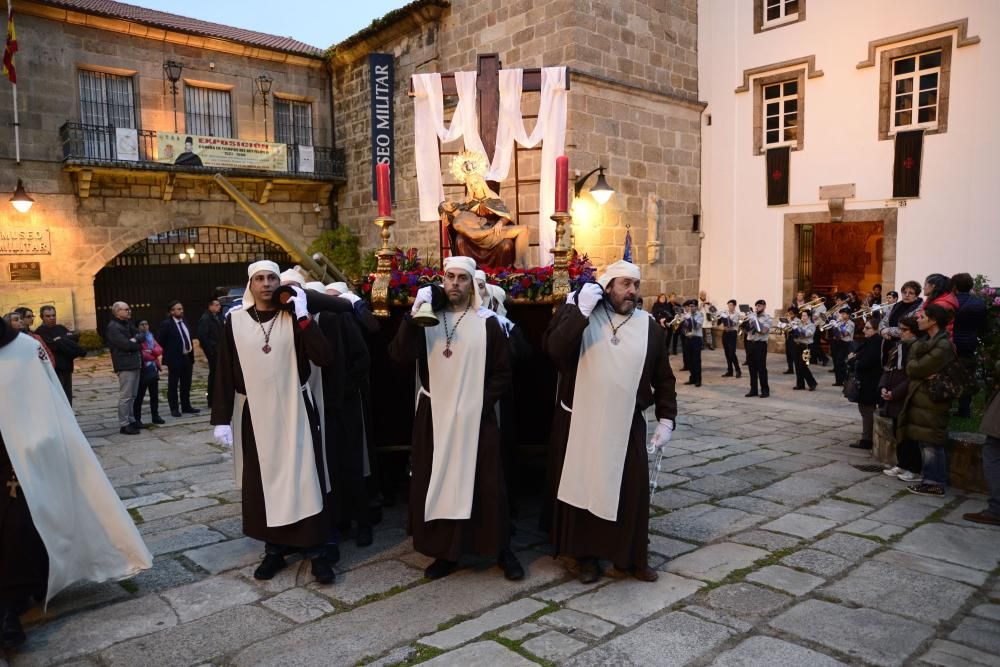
[
  {"xmin": 105, "ymin": 302, "xmax": 142, "ymax": 435},
  {"xmin": 159, "ymin": 301, "xmax": 200, "ymax": 418},
  {"xmin": 951, "ymin": 273, "xmax": 987, "ymax": 418},
  {"xmin": 33, "ymin": 306, "xmax": 84, "ymax": 405},
  {"xmin": 197, "ymin": 298, "xmax": 225, "ymax": 407}
]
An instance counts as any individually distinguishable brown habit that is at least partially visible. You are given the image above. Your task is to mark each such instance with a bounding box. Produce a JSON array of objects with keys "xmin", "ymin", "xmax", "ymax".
[
  {"xmin": 542, "ymin": 304, "xmax": 677, "ymax": 570},
  {"xmin": 211, "ymin": 310, "xmax": 333, "ymax": 548},
  {"xmin": 388, "ymin": 313, "xmax": 512, "ymax": 561}
]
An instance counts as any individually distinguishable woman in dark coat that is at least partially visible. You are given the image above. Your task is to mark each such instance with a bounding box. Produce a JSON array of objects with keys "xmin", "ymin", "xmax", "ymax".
[
  {"xmin": 879, "ymin": 316, "xmax": 921, "ymax": 480},
  {"xmin": 848, "ymin": 319, "xmax": 883, "ymax": 449},
  {"xmin": 897, "ymin": 304, "xmax": 956, "ymax": 497}
]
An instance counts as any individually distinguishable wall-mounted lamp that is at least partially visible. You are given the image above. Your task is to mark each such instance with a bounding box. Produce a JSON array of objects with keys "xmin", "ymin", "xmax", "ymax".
[
  {"xmin": 574, "ymin": 166, "xmax": 614, "ymax": 205},
  {"xmin": 178, "ymin": 247, "xmax": 196, "ymax": 261},
  {"xmin": 254, "ymin": 74, "xmax": 274, "ymax": 141},
  {"xmin": 10, "ymin": 178, "xmax": 34, "ymax": 213},
  {"xmin": 163, "ymin": 60, "xmax": 184, "ymax": 132}
]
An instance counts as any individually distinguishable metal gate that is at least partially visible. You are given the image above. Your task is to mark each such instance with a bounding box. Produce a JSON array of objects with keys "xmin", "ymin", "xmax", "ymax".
[{"xmin": 93, "ymin": 226, "xmax": 291, "ymax": 336}]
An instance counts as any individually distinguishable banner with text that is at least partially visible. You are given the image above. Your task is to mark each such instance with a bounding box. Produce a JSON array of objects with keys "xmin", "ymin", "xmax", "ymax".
[
  {"xmin": 156, "ymin": 132, "xmax": 287, "ymax": 171},
  {"xmin": 369, "ymin": 53, "xmax": 395, "ymax": 202}
]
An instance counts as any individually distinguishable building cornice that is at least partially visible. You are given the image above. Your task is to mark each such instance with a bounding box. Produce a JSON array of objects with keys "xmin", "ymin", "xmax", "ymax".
[
  {"xmin": 327, "ymin": 0, "xmax": 449, "ymax": 67},
  {"xmin": 17, "ymin": 0, "xmax": 326, "ymax": 69},
  {"xmin": 735, "ymin": 55, "xmax": 823, "ymax": 94},
  {"xmin": 856, "ymin": 18, "xmax": 980, "ymax": 69}
]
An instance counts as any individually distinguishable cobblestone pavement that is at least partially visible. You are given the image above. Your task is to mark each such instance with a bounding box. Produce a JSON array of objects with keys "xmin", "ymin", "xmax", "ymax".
[{"xmin": 5, "ymin": 348, "xmax": 1000, "ymax": 667}]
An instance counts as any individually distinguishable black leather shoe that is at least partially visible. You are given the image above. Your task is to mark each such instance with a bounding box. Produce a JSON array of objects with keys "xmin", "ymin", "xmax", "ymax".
[
  {"xmin": 120, "ymin": 424, "xmax": 140, "ymax": 435},
  {"xmin": 783, "ymin": 369, "xmax": 794, "ymax": 374},
  {"xmin": 134, "ymin": 421, "xmax": 146, "ymax": 430},
  {"xmin": 577, "ymin": 557, "xmax": 602, "ymax": 584},
  {"xmin": 736, "ymin": 372, "xmax": 742, "ymax": 378},
  {"xmin": 424, "ymin": 558, "xmax": 458, "ymax": 580},
  {"xmin": 498, "ymin": 549, "xmax": 525, "ymax": 581},
  {"xmin": 721, "ymin": 372, "xmax": 733, "ymax": 377},
  {"xmin": 356, "ymin": 525, "xmax": 373, "ymax": 547},
  {"xmin": 182, "ymin": 406, "xmax": 201, "ymax": 414},
  {"xmin": 170, "ymin": 410, "xmax": 182, "ymax": 418},
  {"xmin": 793, "ymin": 386, "xmax": 805, "ymax": 391},
  {"xmin": 311, "ymin": 556, "xmax": 335, "ymax": 585},
  {"xmin": 325, "ymin": 543, "xmax": 341, "ymax": 564},
  {"xmin": 759, "ymin": 392, "xmax": 770, "ymax": 398},
  {"xmin": 683, "ymin": 380, "xmax": 695, "ymax": 385},
  {"xmin": 253, "ymin": 553, "xmax": 287, "ymax": 580},
  {"xmin": 744, "ymin": 391, "xmax": 758, "ymax": 397},
  {"xmin": 1, "ymin": 608, "xmax": 26, "ymax": 649},
  {"xmin": 152, "ymin": 415, "xmax": 166, "ymax": 424},
  {"xmin": 808, "ymin": 385, "xmax": 816, "ymax": 391},
  {"xmin": 694, "ymin": 383, "xmax": 702, "ymax": 387}
]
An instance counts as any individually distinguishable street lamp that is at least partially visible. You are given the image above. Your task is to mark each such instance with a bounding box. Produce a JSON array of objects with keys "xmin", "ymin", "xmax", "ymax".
[
  {"xmin": 574, "ymin": 166, "xmax": 615, "ymax": 205},
  {"xmin": 163, "ymin": 60, "xmax": 184, "ymax": 132},
  {"xmin": 254, "ymin": 74, "xmax": 273, "ymax": 141},
  {"xmin": 10, "ymin": 178, "xmax": 34, "ymax": 213}
]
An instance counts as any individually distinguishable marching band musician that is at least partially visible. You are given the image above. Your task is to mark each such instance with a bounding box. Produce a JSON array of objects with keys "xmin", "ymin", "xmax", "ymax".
[
  {"xmin": 782, "ymin": 307, "xmax": 799, "ymax": 375},
  {"xmin": 830, "ymin": 307, "xmax": 855, "ymax": 387},
  {"xmin": 682, "ymin": 299, "xmax": 704, "ymax": 387},
  {"xmin": 699, "ymin": 291, "xmax": 716, "ymax": 351},
  {"xmin": 809, "ymin": 292, "xmax": 830, "ymax": 367},
  {"xmin": 791, "ymin": 309, "xmax": 818, "ymax": 391},
  {"xmin": 743, "ymin": 300, "xmax": 772, "ymax": 398},
  {"xmin": 719, "ymin": 300, "xmax": 741, "ymax": 378}
]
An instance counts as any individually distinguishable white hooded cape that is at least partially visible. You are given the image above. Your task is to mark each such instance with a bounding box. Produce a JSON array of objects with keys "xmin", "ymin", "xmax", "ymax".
[{"xmin": 0, "ymin": 335, "xmax": 152, "ymax": 603}]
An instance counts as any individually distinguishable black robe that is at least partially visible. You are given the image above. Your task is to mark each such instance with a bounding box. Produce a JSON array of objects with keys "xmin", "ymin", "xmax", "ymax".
[
  {"xmin": 388, "ymin": 313, "xmax": 512, "ymax": 561},
  {"xmin": 211, "ymin": 309, "xmax": 333, "ymax": 548},
  {"xmin": 542, "ymin": 305, "xmax": 678, "ymax": 570},
  {"xmin": 316, "ymin": 311, "xmax": 372, "ymax": 528}
]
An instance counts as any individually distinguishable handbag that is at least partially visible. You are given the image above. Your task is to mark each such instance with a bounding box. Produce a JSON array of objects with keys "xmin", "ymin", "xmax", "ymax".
[
  {"xmin": 141, "ymin": 362, "xmax": 160, "ymax": 382},
  {"xmin": 925, "ymin": 358, "xmax": 972, "ymax": 402},
  {"xmin": 842, "ymin": 371, "xmax": 860, "ymax": 403}
]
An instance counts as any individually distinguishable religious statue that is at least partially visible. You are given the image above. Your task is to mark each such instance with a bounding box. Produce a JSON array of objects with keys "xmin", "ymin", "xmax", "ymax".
[{"xmin": 439, "ymin": 151, "xmax": 531, "ymax": 268}]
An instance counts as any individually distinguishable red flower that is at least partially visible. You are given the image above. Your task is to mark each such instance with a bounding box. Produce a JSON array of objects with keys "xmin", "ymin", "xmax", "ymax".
[
  {"xmin": 520, "ymin": 277, "xmax": 532, "ymax": 288},
  {"xmin": 362, "ymin": 282, "xmax": 372, "ymax": 293},
  {"xmin": 389, "ymin": 278, "xmax": 399, "ymax": 288}
]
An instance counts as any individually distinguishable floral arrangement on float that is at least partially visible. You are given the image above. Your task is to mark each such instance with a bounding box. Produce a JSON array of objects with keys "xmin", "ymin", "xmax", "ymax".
[{"xmin": 360, "ymin": 247, "xmax": 596, "ymax": 306}]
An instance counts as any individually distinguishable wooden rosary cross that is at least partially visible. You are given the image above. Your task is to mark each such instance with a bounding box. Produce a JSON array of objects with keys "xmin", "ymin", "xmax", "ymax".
[{"xmin": 7, "ymin": 477, "xmax": 19, "ymax": 499}]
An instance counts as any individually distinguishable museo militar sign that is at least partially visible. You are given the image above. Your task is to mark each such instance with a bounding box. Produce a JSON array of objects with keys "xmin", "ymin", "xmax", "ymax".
[
  {"xmin": 0, "ymin": 229, "xmax": 50, "ymax": 255},
  {"xmin": 369, "ymin": 53, "xmax": 395, "ymax": 202}
]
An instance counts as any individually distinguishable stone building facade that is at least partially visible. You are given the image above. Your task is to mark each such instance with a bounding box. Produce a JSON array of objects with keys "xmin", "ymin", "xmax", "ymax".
[
  {"xmin": 331, "ymin": 0, "xmax": 704, "ymax": 297},
  {"xmin": 0, "ymin": 0, "xmax": 342, "ymax": 331}
]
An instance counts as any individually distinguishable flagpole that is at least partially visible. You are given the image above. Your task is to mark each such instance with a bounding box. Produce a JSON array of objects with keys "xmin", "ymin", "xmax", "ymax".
[{"xmin": 6, "ymin": 0, "xmax": 16, "ymax": 164}]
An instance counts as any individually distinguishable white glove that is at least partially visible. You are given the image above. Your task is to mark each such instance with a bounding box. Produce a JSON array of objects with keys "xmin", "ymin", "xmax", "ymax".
[
  {"xmin": 288, "ymin": 285, "xmax": 309, "ymax": 319},
  {"xmin": 576, "ymin": 283, "xmax": 605, "ymax": 318},
  {"xmin": 213, "ymin": 425, "xmax": 233, "ymax": 447},
  {"xmin": 648, "ymin": 418, "xmax": 674, "ymax": 452},
  {"xmin": 565, "ymin": 291, "xmax": 578, "ymax": 305},
  {"xmin": 411, "ymin": 285, "xmax": 435, "ymax": 315},
  {"xmin": 343, "ymin": 292, "xmax": 362, "ymax": 305}
]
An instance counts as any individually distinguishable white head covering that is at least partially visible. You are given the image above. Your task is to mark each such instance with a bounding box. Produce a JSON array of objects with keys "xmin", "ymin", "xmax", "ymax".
[
  {"xmin": 304, "ymin": 281, "xmax": 326, "ymax": 292},
  {"xmin": 474, "ymin": 269, "xmax": 487, "ymax": 284},
  {"xmin": 243, "ymin": 260, "xmax": 280, "ymax": 310},
  {"xmin": 280, "ymin": 267, "xmax": 308, "ymax": 286},
  {"xmin": 597, "ymin": 260, "xmax": 641, "ymax": 290},
  {"xmin": 326, "ymin": 281, "xmax": 350, "ymax": 295},
  {"xmin": 486, "ymin": 283, "xmax": 508, "ymax": 317}
]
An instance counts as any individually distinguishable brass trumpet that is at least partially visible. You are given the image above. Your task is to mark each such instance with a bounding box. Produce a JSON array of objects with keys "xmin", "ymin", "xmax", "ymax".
[
  {"xmin": 851, "ymin": 303, "xmax": 884, "ymax": 321},
  {"xmin": 668, "ymin": 313, "xmax": 685, "ymax": 331},
  {"xmin": 801, "ymin": 296, "xmax": 826, "ymax": 311}
]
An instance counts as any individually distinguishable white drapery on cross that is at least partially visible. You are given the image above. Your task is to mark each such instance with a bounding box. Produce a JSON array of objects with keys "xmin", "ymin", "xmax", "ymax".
[{"xmin": 412, "ymin": 67, "xmax": 567, "ymax": 265}]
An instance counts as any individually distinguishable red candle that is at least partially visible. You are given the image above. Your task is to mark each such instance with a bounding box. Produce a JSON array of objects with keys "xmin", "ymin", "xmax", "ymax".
[
  {"xmin": 555, "ymin": 155, "xmax": 569, "ymax": 212},
  {"xmin": 376, "ymin": 163, "xmax": 392, "ymax": 217}
]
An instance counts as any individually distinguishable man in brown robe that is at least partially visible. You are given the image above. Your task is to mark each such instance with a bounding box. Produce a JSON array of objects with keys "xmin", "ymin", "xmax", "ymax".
[
  {"xmin": 388, "ymin": 255, "xmax": 523, "ymax": 581},
  {"xmin": 211, "ymin": 261, "xmax": 335, "ymax": 584},
  {"xmin": 543, "ymin": 260, "xmax": 678, "ymax": 583}
]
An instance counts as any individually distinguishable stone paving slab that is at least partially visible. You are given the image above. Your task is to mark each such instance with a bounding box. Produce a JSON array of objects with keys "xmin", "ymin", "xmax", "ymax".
[
  {"xmin": 651, "ymin": 504, "xmax": 764, "ymax": 543},
  {"xmin": 565, "ymin": 611, "xmax": 736, "ymax": 666},
  {"xmin": 537, "ymin": 608, "xmax": 615, "ymax": 639},
  {"xmin": 144, "ymin": 524, "xmax": 225, "ymax": 556},
  {"xmin": 770, "ymin": 599, "xmax": 935, "ymax": 667},
  {"xmin": 873, "ymin": 548, "xmax": 990, "ymax": 586},
  {"xmin": 703, "ymin": 582, "xmax": 792, "ymax": 619},
  {"xmin": 810, "ymin": 532, "xmax": 880, "ymax": 561},
  {"xmin": 423, "ymin": 641, "xmax": 536, "ymax": 666},
  {"xmin": 666, "ymin": 542, "xmax": 768, "ymax": 581},
  {"xmin": 710, "ymin": 636, "xmax": 848, "ymax": 666},
  {"xmin": 746, "ymin": 565, "xmax": 823, "ymax": 596},
  {"xmin": 837, "ymin": 518, "xmax": 907, "ymax": 540},
  {"xmin": 798, "ymin": 498, "xmax": 873, "ymax": 522},
  {"xmin": 760, "ymin": 512, "xmax": 837, "ymax": 538},
  {"xmin": 895, "ymin": 523, "xmax": 1000, "ymax": 572},
  {"xmin": 522, "ymin": 630, "xmax": 587, "ymax": 661},
  {"xmin": 781, "ymin": 549, "xmax": 852, "ymax": 577},
  {"xmin": 565, "ymin": 573, "xmax": 703, "ymax": 626},
  {"xmin": 317, "ymin": 559, "xmax": 423, "ymax": 605},
  {"xmin": 729, "ymin": 529, "xmax": 802, "ymax": 551},
  {"xmin": 183, "ymin": 536, "xmax": 263, "ymax": 574},
  {"xmin": 261, "ymin": 588, "xmax": 335, "ymax": 623},
  {"xmin": 420, "ymin": 598, "xmax": 547, "ymax": 650},
  {"xmin": 949, "ymin": 616, "xmax": 1000, "ymax": 656},
  {"xmin": 919, "ymin": 638, "xmax": 1000, "ymax": 667},
  {"xmin": 160, "ymin": 575, "xmax": 260, "ymax": 623}
]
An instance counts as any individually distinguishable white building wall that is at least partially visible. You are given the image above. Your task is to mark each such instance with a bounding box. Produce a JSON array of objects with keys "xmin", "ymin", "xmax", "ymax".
[{"xmin": 699, "ymin": 0, "xmax": 1000, "ymax": 308}]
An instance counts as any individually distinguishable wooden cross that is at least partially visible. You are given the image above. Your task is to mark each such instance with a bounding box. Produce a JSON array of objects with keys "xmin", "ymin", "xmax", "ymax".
[
  {"xmin": 6, "ymin": 476, "xmax": 19, "ymax": 499},
  {"xmin": 409, "ymin": 53, "xmax": 571, "ymax": 261}
]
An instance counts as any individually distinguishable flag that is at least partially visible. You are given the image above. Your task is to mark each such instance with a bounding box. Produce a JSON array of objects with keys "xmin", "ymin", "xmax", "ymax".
[
  {"xmin": 892, "ymin": 129, "xmax": 923, "ymax": 198},
  {"xmin": 2, "ymin": 9, "xmax": 15, "ymax": 84},
  {"xmin": 623, "ymin": 226, "xmax": 633, "ymax": 262}
]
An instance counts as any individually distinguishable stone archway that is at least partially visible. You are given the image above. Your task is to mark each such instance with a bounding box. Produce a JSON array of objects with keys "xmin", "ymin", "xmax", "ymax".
[
  {"xmin": 782, "ymin": 208, "xmax": 897, "ymax": 306},
  {"xmin": 92, "ymin": 225, "xmax": 292, "ymax": 336}
]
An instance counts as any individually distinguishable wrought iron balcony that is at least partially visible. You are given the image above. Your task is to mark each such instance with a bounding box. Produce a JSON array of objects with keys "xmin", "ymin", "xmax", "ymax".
[{"xmin": 58, "ymin": 122, "xmax": 345, "ymax": 181}]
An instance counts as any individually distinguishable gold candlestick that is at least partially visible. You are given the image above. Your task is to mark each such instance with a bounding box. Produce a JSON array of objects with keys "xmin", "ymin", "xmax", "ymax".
[
  {"xmin": 371, "ymin": 215, "xmax": 396, "ymax": 318},
  {"xmin": 550, "ymin": 210, "xmax": 572, "ymax": 301}
]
